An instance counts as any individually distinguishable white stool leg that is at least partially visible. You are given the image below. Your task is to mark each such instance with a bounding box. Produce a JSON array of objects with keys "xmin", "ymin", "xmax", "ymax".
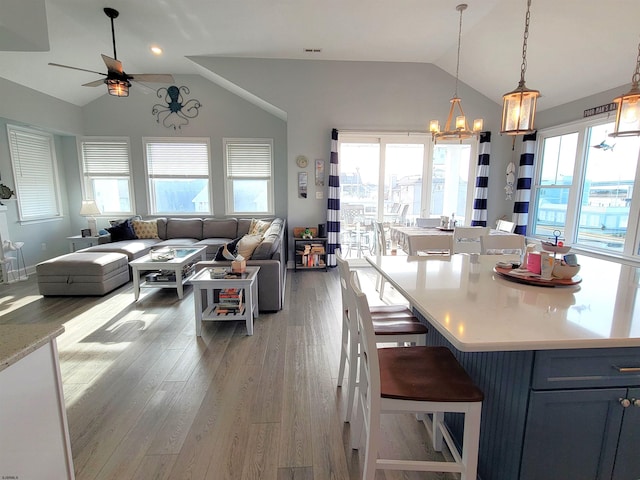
[
  {"xmin": 460, "ymin": 403, "xmax": 482, "ymax": 480},
  {"xmin": 337, "ymin": 311, "xmax": 349, "ymax": 387}
]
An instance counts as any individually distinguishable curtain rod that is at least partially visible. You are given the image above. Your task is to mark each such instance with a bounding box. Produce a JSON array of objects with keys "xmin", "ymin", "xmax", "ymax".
[{"xmin": 337, "ymin": 129, "xmax": 429, "ymax": 136}]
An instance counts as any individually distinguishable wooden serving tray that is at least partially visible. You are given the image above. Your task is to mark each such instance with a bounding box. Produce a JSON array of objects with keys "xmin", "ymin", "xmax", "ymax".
[{"xmin": 493, "ymin": 266, "xmax": 582, "ymax": 287}]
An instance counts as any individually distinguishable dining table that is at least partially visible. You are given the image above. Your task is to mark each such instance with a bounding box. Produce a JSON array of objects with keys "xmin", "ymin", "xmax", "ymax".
[
  {"xmin": 389, "ymin": 224, "xmax": 512, "ymax": 254},
  {"xmin": 366, "ymin": 253, "xmax": 640, "ymax": 480}
]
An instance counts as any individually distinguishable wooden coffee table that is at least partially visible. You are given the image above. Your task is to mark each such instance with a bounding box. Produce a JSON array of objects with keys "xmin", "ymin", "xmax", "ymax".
[
  {"xmin": 190, "ymin": 266, "xmax": 260, "ymax": 336},
  {"xmin": 130, "ymin": 246, "xmax": 207, "ymax": 301}
]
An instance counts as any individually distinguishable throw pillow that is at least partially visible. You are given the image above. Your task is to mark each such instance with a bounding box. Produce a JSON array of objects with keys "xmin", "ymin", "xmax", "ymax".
[
  {"xmin": 132, "ymin": 219, "xmax": 159, "ymax": 239},
  {"xmin": 249, "ymin": 218, "xmax": 272, "ymax": 237},
  {"xmin": 236, "ymin": 234, "xmax": 264, "ymax": 260},
  {"xmin": 214, "ymin": 237, "xmax": 242, "ymax": 261},
  {"xmin": 106, "ymin": 221, "xmax": 136, "ymax": 242}
]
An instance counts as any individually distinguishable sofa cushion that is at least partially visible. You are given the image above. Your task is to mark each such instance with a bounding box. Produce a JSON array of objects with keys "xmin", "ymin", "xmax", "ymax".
[
  {"xmin": 252, "ymin": 218, "xmax": 284, "ymax": 260},
  {"xmin": 237, "ymin": 234, "xmax": 263, "ymax": 260},
  {"xmin": 249, "ymin": 218, "xmax": 272, "ymax": 236},
  {"xmin": 83, "ymin": 238, "xmax": 160, "ymax": 260},
  {"xmin": 237, "ymin": 218, "xmax": 252, "ymax": 236},
  {"xmin": 106, "ymin": 221, "xmax": 136, "ymax": 242},
  {"xmin": 166, "ymin": 218, "xmax": 203, "ymax": 240},
  {"xmin": 202, "ymin": 218, "xmax": 238, "ymax": 239},
  {"xmin": 132, "ymin": 219, "xmax": 159, "ymax": 239}
]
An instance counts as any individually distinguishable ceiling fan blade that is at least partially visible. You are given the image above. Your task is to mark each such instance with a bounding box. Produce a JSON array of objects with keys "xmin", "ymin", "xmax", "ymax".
[
  {"xmin": 131, "ymin": 74, "xmax": 175, "ymax": 83},
  {"xmin": 48, "ymin": 62, "xmax": 106, "ymax": 77},
  {"xmin": 101, "ymin": 54, "xmax": 123, "ymax": 74},
  {"xmin": 82, "ymin": 79, "xmax": 107, "ymax": 87},
  {"xmin": 131, "ymin": 81, "xmax": 156, "ymax": 94}
]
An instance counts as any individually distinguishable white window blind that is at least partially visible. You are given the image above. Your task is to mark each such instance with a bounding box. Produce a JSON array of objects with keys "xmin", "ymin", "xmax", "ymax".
[
  {"xmin": 81, "ymin": 140, "xmax": 130, "ymax": 176},
  {"xmin": 7, "ymin": 125, "xmax": 61, "ymax": 221},
  {"xmin": 226, "ymin": 142, "xmax": 272, "ymax": 178},
  {"xmin": 146, "ymin": 141, "xmax": 209, "ymax": 177}
]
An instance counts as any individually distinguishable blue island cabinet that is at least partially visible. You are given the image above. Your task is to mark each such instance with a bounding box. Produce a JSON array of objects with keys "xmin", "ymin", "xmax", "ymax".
[{"xmin": 424, "ymin": 324, "xmax": 640, "ymax": 480}]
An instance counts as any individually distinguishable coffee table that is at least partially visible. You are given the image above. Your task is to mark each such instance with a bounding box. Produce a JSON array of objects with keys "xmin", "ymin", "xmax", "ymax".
[
  {"xmin": 130, "ymin": 246, "xmax": 207, "ymax": 301},
  {"xmin": 190, "ymin": 266, "xmax": 260, "ymax": 336}
]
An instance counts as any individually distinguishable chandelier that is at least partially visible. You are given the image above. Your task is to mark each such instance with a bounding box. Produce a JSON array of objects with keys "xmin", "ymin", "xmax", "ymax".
[
  {"xmin": 609, "ymin": 41, "xmax": 640, "ymax": 137},
  {"xmin": 430, "ymin": 4, "xmax": 483, "ymax": 143},
  {"xmin": 500, "ymin": 0, "xmax": 540, "ymax": 135}
]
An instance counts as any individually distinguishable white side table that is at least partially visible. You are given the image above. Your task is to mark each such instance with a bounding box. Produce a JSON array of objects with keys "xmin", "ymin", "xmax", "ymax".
[{"xmin": 67, "ymin": 235, "xmax": 109, "ymax": 252}]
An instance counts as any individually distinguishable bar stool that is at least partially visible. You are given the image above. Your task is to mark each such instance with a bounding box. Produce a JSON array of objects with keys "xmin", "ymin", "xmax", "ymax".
[
  {"xmin": 336, "ymin": 249, "xmax": 427, "ymax": 422},
  {"xmin": 349, "ymin": 270, "xmax": 484, "ymax": 480}
]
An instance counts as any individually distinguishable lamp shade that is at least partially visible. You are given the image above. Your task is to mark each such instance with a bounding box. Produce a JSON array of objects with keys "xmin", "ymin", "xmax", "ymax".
[
  {"xmin": 106, "ymin": 78, "xmax": 130, "ymax": 97},
  {"xmin": 500, "ymin": 84, "xmax": 540, "ymax": 135},
  {"xmin": 611, "ymin": 86, "xmax": 640, "ymax": 137},
  {"xmin": 80, "ymin": 200, "xmax": 101, "ymax": 216}
]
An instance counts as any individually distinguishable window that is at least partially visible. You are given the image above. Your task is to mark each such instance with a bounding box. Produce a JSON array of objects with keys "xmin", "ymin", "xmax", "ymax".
[
  {"xmin": 79, "ymin": 138, "xmax": 133, "ymax": 215},
  {"xmin": 7, "ymin": 125, "xmax": 62, "ymax": 222},
  {"xmin": 143, "ymin": 138, "xmax": 211, "ymax": 215},
  {"xmin": 532, "ymin": 119, "xmax": 640, "ymax": 258},
  {"xmin": 224, "ymin": 139, "xmax": 274, "ymax": 215}
]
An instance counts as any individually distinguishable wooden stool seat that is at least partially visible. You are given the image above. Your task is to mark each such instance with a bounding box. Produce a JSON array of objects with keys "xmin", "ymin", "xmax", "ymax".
[
  {"xmin": 379, "ymin": 346, "xmax": 484, "ymax": 402},
  {"xmin": 372, "ymin": 319, "xmax": 428, "ymax": 336},
  {"xmin": 370, "ymin": 304, "xmax": 413, "ymax": 315}
]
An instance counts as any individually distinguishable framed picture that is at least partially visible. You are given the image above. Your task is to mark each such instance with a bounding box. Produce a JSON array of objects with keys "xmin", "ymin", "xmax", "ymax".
[
  {"xmin": 315, "ymin": 159, "xmax": 325, "ymax": 186},
  {"xmin": 81, "ymin": 228, "xmax": 92, "ymax": 237},
  {"xmin": 298, "ymin": 172, "xmax": 308, "ymax": 198}
]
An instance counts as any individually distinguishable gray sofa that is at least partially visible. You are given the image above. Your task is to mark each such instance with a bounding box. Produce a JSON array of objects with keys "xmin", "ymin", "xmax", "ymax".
[{"xmin": 41, "ymin": 217, "xmax": 286, "ymax": 311}]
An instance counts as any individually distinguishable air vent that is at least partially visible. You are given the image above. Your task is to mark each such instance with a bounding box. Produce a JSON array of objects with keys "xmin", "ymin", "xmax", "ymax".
[{"xmin": 303, "ymin": 48, "xmax": 322, "ymax": 53}]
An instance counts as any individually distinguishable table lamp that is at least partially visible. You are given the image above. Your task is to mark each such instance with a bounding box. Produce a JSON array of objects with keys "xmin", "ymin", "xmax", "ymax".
[{"xmin": 80, "ymin": 200, "xmax": 101, "ymax": 236}]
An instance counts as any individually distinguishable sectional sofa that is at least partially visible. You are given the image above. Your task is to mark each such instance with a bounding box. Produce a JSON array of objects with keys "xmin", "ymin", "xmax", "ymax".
[{"xmin": 36, "ymin": 217, "xmax": 286, "ymax": 311}]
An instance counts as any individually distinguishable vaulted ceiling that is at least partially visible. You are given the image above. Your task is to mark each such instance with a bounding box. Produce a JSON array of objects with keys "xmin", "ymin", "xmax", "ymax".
[{"xmin": 1, "ymin": 0, "xmax": 639, "ymax": 110}]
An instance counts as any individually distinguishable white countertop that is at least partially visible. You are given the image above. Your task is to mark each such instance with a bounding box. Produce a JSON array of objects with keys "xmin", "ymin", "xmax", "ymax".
[
  {"xmin": 366, "ymin": 253, "xmax": 640, "ymax": 352},
  {"xmin": 0, "ymin": 324, "xmax": 65, "ymax": 372}
]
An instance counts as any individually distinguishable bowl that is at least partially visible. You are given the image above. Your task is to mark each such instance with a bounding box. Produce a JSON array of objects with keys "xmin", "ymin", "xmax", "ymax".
[
  {"xmin": 552, "ymin": 263, "xmax": 581, "ymax": 279},
  {"xmin": 541, "ymin": 242, "xmax": 571, "ymax": 255}
]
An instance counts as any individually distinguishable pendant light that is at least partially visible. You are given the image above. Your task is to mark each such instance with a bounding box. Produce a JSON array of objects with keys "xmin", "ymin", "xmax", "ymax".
[
  {"xmin": 430, "ymin": 4, "xmax": 483, "ymax": 143},
  {"xmin": 500, "ymin": 0, "xmax": 540, "ymax": 135},
  {"xmin": 609, "ymin": 41, "xmax": 640, "ymax": 137}
]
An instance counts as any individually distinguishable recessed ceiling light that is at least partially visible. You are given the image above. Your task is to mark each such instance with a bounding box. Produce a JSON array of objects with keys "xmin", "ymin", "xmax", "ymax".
[
  {"xmin": 303, "ymin": 48, "xmax": 322, "ymax": 53},
  {"xmin": 150, "ymin": 46, "xmax": 163, "ymax": 55}
]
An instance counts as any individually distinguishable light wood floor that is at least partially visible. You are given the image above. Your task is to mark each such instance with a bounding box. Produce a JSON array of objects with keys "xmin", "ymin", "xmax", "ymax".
[{"xmin": 1, "ymin": 266, "xmax": 453, "ymax": 480}]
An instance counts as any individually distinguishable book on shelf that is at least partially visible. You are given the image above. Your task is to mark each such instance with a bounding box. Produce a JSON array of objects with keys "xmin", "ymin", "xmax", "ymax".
[{"xmin": 215, "ymin": 305, "xmax": 245, "ymax": 315}]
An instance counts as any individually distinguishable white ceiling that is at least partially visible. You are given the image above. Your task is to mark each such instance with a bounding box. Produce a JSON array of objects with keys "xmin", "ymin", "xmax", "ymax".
[{"xmin": 1, "ymin": 0, "xmax": 639, "ymax": 110}]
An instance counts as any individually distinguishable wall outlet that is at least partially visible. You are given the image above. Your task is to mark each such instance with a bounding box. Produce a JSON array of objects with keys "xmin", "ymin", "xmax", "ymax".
[{"xmin": 41, "ymin": 242, "xmax": 47, "ymax": 251}]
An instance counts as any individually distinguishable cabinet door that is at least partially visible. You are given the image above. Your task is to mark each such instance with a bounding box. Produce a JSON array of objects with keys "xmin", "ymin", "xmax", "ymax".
[
  {"xmin": 521, "ymin": 389, "xmax": 626, "ymax": 480},
  {"xmin": 613, "ymin": 387, "xmax": 640, "ymax": 480}
]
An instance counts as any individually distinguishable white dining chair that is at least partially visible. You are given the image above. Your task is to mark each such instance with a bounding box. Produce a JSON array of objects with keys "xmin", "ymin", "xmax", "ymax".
[
  {"xmin": 335, "ymin": 250, "xmax": 427, "ymax": 423},
  {"xmin": 349, "ymin": 270, "xmax": 483, "ymax": 480},
  {"xmin": 415, "ymin": 217, "xmax": 441, "ymax": 228},
  {"xmin": 480, "ymin": 233, "xmax": 526, "ymax": 255},
  {"xmin": 453, "ymin": 226, "xmax": 489, "ymax": 254},
  {"xmin": 496, "ymin": 219, "xmax": 516, "ymax": 233},
  {"xmin": 373, "ymin": 222, "xmax": 388, "ymax": 299},
  {"xmin": 407, "ymin": 234, "xmax": 453, "ymax": 256}
]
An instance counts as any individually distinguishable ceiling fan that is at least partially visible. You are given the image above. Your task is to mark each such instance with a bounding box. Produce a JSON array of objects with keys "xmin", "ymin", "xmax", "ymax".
[{"xmin": 48, "ymin": 7, "xmax": 174, "ymax": 97}]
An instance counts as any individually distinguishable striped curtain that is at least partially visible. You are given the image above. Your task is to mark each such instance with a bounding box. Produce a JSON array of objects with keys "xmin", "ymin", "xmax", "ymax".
[
  {"xmin": 326, "ymin": 128, "xmax": 341, "ymax": 267},
  {"xmin": 512, "ymin": 132, "xmax": 537, "ymax": 235},
  {"xmin": 471, "ymin": 131, "xmax": 491, "ymax": 227}
]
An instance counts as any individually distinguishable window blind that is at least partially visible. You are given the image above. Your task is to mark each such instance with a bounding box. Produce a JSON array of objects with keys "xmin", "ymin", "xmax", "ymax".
[
  {"xmin": 146, "ymin": 141, "xmax": 209, "ymax": 176},
  {"xmin": 81, "ymin": 140, "xmax": 130, "ymax": 175},
  {"xmin": 7, "ymin": 126, "xmax": 60, "ymax": 220},
  {"xmin": 226, "ymin": 142, "xmax": 272, "ymax": 178}
]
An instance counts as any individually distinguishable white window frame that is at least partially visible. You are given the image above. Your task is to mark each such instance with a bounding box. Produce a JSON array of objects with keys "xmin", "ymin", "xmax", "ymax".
[
  {"xmin": 143, "ymin": 137, "xmax": 212, "ymax": 215},
  {"xmin": 532, "ymin": 115, "xmax": 640, "ymax": 261},
  {"xmin": 78, "ymin": 137, "xmax": 134, "ymax": 216},
  {"xmin": 6, "ymin": 124, "xmax": 62, "ymax": 223},
  {"xmin": 223, "ymin": 138, "xmax": 274, "ymax": 215}
]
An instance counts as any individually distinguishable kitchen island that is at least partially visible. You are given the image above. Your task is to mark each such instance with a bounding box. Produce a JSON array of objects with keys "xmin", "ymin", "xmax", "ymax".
[
  {"xmin": 0, "ymin": 323, "xmax": 75, "ymax": 479},
  {"xmin": 367, "ymin": 253, "xmax": 640, "ymax": 480}
]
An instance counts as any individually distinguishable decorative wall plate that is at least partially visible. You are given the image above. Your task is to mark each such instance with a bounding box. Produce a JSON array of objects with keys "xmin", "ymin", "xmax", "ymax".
[
  {"xmin": 296, "ymin": 155, "xmax": 308, "ymax": 168},
  {"xmin": 0, "ymin": 183, "xmax": 14, "ymax": 199}
]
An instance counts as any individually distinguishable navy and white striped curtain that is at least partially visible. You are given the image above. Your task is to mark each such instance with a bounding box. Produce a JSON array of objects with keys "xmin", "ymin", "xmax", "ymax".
[
  {"xmin": 326, "ymin": 128, "xmax": 341, "ymax": 267},
  {"xmin": 470, "ymin": 131, "xmax": 491, "ymax": 227},
  {"xmin": 512, "ymin": 131, "xmax": 537, "ymax": 235}
]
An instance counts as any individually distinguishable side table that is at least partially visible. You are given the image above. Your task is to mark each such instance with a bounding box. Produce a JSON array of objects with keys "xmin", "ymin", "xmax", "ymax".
[
  {"xmin": 190, "ymin": 266, "xmax": 260, "ymax": 336},
  {"xmin": 67, "ymin": 234, "xmax": 110, "ymax": 252}
]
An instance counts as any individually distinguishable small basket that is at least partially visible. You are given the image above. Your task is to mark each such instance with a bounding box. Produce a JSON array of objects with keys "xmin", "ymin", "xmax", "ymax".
[{"xmin": 150, "ymin": 249, "xmax": 175, "ymax": 261}]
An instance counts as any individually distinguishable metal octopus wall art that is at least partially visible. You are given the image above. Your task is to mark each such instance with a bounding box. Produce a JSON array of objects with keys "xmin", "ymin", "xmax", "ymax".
[{"xmin": 152, "ymin": 85, "xmax": 202, "ymax": 129}]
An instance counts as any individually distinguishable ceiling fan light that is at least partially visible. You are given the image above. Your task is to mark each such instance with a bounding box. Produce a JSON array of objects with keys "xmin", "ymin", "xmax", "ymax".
[
  {"xmin": 106, "ymin": 78, "xmax": 130, "ymax": 97},
  {"xmin": 500, "ymin": 83, "xmax": 540, "ymax": 135}
]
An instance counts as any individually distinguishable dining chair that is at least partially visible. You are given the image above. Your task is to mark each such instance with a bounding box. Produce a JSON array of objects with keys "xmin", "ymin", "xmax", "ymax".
[
  {"xmin": 453, "ymin": 226, "xmax": 489, "ymax": 254},
  {"xmin": 480, "ymin": 233, "xmax": 526, "ymax": 255},
  {"xmin": 415, "ymin": 217, "xmax": 441, "ymax": 228},
  {"xmin": 372, "ymin": 222, "xmax": 388, "ymax": 299},
  {"xmin": 407, "ymin": 233, "xmax": 453, "ymax": 256},
  {"xmin": 496, "ymin": 219, "xmax": 516, "ymax": 233},
  {"xmin": 349, "ymin": 270, "xmax": 484, "ymax": 480},
  {"xmin": 335, "ymin": 249, "xmax": 427, "ymax": 422}
]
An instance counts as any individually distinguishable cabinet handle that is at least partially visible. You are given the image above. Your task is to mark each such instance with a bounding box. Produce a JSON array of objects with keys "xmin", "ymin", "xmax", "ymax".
[
  {"xmin": 619, "ymin": 398, "xmax": 631, "ymax": 408},
  {"xmin": 632, "ymin": 398, "xmax": 640, "ymax": 407},
  {"xmin": 612, "ymin": 365, "xmax": 640, "ymax": 373}
]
